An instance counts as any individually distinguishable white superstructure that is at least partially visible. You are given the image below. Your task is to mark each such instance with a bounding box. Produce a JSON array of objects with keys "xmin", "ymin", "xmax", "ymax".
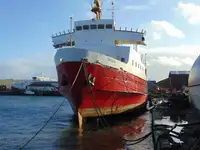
[
  {"xmin": 11, "ymin": 75, "xmax": 57, "ymax": 92},
  {"xmin": 53, "ymin": 18, "xmax": 147, "ymax": 80}
]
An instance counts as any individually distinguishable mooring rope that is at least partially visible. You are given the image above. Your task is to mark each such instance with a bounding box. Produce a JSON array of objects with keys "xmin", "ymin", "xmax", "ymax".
[
  {"xmin": 19, "ymin": 61, "xmax": 84, "ymax": 149},
  {"xmin": 19, "ymin": 98, "xmax": 65, "ymax": 150},
  {"xmin": 82, "ymin": 59, "xmax": 109, "ymax": 128}
]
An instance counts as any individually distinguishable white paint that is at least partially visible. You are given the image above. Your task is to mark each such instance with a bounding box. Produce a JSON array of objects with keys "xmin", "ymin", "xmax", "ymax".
[
  {"xmin": 54, "ymin": 48, "xmax": 146, "ymax": 80},
  {"xmin": 53, "ymin": 18, "xmax": 147, "ymax": 81},
  {"xmin": 155, "ymin": 116, "xmax": 188, "ymax": 144},
  {"xmin": 189, "ymin": 55, "xmax": 200, "ymax": 110},
  {"xmin": 24, "ymin": 90, "xmax": 35, "ymax": 95},
  {"xmin": 52, "ymin": 19, "xmax": 145, "ymax": 47},
  {"xmin": 11, "ymin": 75, "xmax": 58, "ymax": 92}
]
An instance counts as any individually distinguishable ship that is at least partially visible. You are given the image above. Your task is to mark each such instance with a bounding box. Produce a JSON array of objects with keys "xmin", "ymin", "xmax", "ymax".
[
  {"xmin": 52, "ymin": 0, "xmax": 147, "ymax": 126},
  {"xmin": 11, "ymin": 74, "xmax": 60, "ymax": 96}
]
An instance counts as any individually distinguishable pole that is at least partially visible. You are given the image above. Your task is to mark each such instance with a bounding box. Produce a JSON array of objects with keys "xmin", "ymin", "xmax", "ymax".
[
  {"xmin": 70, "ymin": 17, "xmax": 72, "ymax": 47},
  {"xmin": 112, "ymin": 1, "xmax": 114, "ymax": 20}
]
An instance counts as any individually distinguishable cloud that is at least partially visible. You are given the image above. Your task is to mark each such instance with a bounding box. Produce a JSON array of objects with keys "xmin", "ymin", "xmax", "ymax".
[
  {"xmin": 0, "ymin": 51, "xmax": 57, "ymax": 80},
  {"xmin": 177, "ymin": 2, "xmax": 200, "ymax": 25},
  {"xmin": 181, "ymin": 57, "xmax": 195, "ymax": 65},
  {"xmin": 146, "ymin": 54, "xmax": 197, "ymax": 80},
  {"xmin": 140, "ymin": 45, "xmax": 200, "ymax": 56},
  {"xmin": 123, "ymin": 5, "xmax": 150, "ymax": 11},
  {"xmin": 155, "ymin": 56, "xmax": 181, "ymax": 66},
  {"xmin": 150, "ymin": 20, "xmax": 185, "ymax": 39},
  {"xmin": 150, "ymin": 56, "xmax": 195, "ymax": 67},
  {"xmin": 152, "ymin": 32, "xmax": 161, "ymax": 40}
]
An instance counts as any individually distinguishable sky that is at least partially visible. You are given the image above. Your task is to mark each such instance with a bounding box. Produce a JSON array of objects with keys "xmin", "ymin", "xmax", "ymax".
[{"xmin": 0, "ymin": 0, "xmax": 199, "ymax": 81}]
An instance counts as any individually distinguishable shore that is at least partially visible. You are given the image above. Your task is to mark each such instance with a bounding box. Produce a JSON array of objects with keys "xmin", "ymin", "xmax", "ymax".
[{"xmin": 0, "ymin": 91, "xmax": 62, "ymax": 96}]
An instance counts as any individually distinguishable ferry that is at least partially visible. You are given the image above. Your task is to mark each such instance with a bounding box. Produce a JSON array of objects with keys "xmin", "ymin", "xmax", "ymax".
[{"xmin": 11, "ymin": 74, "xmax": 59, "ymax": 95}]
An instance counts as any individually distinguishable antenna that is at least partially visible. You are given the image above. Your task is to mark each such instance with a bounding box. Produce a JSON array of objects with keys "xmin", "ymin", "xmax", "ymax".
[
  {"xmin": 111, "ymin": 1, "xmax": 114, "ymax": 20},
  {"xmin": 107, "ymin": 0, "xmax": 119, "ymax": 20}
]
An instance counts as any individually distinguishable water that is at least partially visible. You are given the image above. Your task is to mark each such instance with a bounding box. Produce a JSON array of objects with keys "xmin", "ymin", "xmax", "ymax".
[{"xmin": 0, "ymin": 96, "xmax": 153, "ymax": 150}]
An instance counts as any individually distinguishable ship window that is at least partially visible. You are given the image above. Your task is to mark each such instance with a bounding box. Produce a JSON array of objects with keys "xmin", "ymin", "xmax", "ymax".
[
  {"xmin": 83, "ymin": 25, "xmax": 89, "ymax": 30},
  {"xmin": 98, "ymin": 24, "xmax": 104, "ymax": 29},
  {"xmin": 121, "ymin": 57, "xmax": 125, "ymax": 62},
  {"xmin": 135, "ymin": 62, "xmax": 137, "ymax": 67},
  {"xmin": 132, "ymin": 60, "xmax": 134, "ymax": 65},
  {"xmin": 90, "ymin": 24, "xmax": 97, "ymax": 29},
  {"xmin": 76, "ymin": 26, "xmax": 82, "ymax": 31},
  {"xmin": 106, "ymin": 24, "xmax": 113, "ymax": 29}
]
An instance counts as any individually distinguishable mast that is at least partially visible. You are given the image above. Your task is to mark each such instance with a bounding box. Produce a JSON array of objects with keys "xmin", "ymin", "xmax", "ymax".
[
  {"xmin": 107, "ymin": 1, "xmax": 118, "ymax": 20},
  {"xmin": 91, "ymin": 0, "xmax": 102, "ymax": 20},
  {"xmin": 70, "ymin": 17, "xmax": 72, "ymax": 47},
  {"xmin": 111, "ymin": 1, "xmax": 114, "ymax": 20}
]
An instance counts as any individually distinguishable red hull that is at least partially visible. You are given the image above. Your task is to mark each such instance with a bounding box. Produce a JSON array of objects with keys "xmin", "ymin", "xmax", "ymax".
[{"xmin": 57, "ymin": 61, "xmax": 147, "ymax": 117}]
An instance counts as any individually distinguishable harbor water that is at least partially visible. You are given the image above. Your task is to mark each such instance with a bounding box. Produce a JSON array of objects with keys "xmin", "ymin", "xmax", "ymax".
[{"xmin": 0, "ymin": 96, "xmax": 153, "ymax": 150}]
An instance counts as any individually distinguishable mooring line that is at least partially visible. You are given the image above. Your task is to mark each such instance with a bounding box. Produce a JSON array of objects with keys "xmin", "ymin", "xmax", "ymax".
[{"xmin": 19, "ymin": 98, "xmax": 65, "ymax": 150}]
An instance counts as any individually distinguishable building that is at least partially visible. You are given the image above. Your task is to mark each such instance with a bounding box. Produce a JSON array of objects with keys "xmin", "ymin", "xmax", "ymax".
[
  {"xmin": 147, "ymin": 80, "xmax": 158, "ymax": 92},
  {"xmin": 157, "ymin": 71, "xmax": 190, "ymax": 91},
  {"xmin": 0, "ymin": 79, "xmax": 14, "ymax": 89}
]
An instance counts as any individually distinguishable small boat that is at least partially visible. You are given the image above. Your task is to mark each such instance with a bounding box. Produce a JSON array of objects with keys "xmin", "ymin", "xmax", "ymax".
[{"xmin": 24, "ymin": 90, "xmax": 35, "ymax": 95}]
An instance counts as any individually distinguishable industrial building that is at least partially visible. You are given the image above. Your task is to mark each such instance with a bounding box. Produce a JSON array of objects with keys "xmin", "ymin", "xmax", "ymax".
[{"xmin": 157, "ymin": 71, "xmax": 190, "ymax": 91}]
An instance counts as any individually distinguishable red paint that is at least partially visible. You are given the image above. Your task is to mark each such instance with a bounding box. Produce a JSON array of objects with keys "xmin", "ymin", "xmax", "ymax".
[
  {"xmin": 56, "ymin": 61, "xmax": 147, "ymax": 117},
  {"xmin": 119, "ymin": 118, "xmax": 146, "ymax": 137}
]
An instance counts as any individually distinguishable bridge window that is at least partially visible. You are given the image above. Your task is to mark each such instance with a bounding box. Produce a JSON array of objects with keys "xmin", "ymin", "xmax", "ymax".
[
  {"xmin": 90, "ymin": 24, "xmax": 97, "ymax": 29},
  {"xmin": 106, "ymin": 24, "xmax": 113, "ymax": 29},
  {"xmin": 98, "ymin": 24, "xmax": 104, "ymax": 29},
  {"xmin": 76, "ymin": 26, "xmax": 82, "ymax": 31},
  {"xmin": 83, "ymin": 25, "xmax": 89, "ymax": 30}
]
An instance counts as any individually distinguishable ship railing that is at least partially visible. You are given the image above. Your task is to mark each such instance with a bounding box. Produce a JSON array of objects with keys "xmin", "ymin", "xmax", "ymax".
[
  {"xmin": 114, "ymin": 27, "xmax": 146, "ymax": 36},
  {"xmin": 51, "ymin": 29, "xmax": 75, "ymax": 38},
  {"xmin": 53, "ymin": 41, "xmax": 75, "ymax": 48}
]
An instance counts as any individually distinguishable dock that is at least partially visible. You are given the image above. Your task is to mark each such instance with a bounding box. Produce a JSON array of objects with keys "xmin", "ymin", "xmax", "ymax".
[
  {"xmin": 151, "ymin": 94, "xmax": 200, "ymax": 150},
  {"xmin": 0, "ymin": 91, "xmax": 62, "ymax": 96}
]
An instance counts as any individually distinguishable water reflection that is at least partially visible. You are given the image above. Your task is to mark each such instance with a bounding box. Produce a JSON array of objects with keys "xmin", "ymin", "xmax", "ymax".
[{"xmin": 59, "ymin": 111, "xmax": 152, "ymax": 150}]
